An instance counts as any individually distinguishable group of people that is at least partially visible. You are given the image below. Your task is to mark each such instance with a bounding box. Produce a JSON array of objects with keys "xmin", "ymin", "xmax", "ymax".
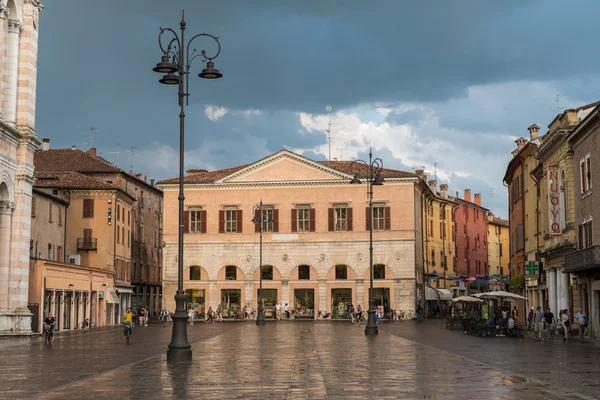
[
  {"xmin": 528, "ymin": 306, "xmax": 587, "ymax": 342},
  {"xmin": 274, "ymin": 303, "xmax": 290, "ymax": 319}
]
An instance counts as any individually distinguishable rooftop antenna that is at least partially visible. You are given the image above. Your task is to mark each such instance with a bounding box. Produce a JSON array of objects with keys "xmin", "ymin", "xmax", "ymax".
[
  {"xmin": 129, "ymin": 147, "xmax": 137, "ymax": 170},
  {"xmin": 433, "ymin": 162, "xmax": 438, "ymax": 182},
  {"xmin": 324, "ymin": 105, "xmax": 335, "ymax": 161},
  {"xmin": 83, "ymin": 127, "xmax": 97, "ymax": 148},
  {"xmin": 336, "ymin": 147, "xmax": 352, "ymax": 161},
  {"xmin": 556, "ymin": 94, "xmax": 568, "ymax": 112}
]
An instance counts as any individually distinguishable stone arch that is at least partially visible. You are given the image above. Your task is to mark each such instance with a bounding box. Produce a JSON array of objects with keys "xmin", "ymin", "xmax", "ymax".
[
  {"xmin": 0, "ymin": 171, "xmax": 13, "ymax": 202},
  {"xmin": 289, "ymin": 264, "xmax": 319, "ymax": 280},
  {"xmin": 252, "ymin": 264, "xmax": 281, "ymax": 281},
  {"xmin": 326, "ymin": 264, "xmax": 356, "ymax": 280},
  {"xmin": 6, "ymin": 0, "xmax": 22, "ymax": 22},
  {"xmin": 217, "ymin": 265, "xmax": 245, "ymax": 281},
  {"xmin": 183, "ymin": 265, "xmax": 209, "ymax": 281}
]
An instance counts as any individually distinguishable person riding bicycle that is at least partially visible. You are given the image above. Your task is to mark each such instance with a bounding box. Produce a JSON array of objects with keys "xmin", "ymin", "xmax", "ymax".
[
  {"xmin": 123, "ymin": 307, "xmax": 134, "ymax": 340},
  {"xmin": 44, "ymin": 313, "xmax": 56, "ymax": 339},
  {"xmin": 159, "ymin": 309, "xmax": 169, "ymax": 324},
  {"xmin": 355, "ymin": 305, "xmax": 363, "ymax": 321}
]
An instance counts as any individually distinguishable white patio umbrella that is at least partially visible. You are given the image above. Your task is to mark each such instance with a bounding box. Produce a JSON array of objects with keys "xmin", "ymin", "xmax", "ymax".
[
  {"xmin": 473, "ymin": 291, "xmax": 527, "ymax": 301},
  {"xmin": 451, "ymin": 296, "xmax": 483, "ymax": 303}
]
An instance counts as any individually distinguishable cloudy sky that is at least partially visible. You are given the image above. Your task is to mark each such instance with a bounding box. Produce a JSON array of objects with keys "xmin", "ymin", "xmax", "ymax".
[{"xmin": 37, "ymin": 0, "xmax": 600, "ymax": 217}]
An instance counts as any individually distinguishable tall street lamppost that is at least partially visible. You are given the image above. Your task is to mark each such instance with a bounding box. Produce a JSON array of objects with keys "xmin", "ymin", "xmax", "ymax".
[
  {"xmin": 350, "ymin": 148, "xmax": 384, "ymax": 336},
  {"xmin": 251, "ymin": 200, "xmax": 273, "ymax": 326},
  {"xmin": 152, "ymin": 11, "xmax": 223, "ymax": 362}
]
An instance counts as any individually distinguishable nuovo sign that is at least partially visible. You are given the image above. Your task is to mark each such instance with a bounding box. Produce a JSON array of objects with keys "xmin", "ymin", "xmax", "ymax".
[{"xmin": 548, "ymin": 165, "xmax": 562, "ymax": 237}]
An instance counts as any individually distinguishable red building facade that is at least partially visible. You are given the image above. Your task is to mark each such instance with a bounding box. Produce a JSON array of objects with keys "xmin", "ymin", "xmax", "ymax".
[{"xmin": 453, "ymin": 189, "xmax": 489, "ymax": 284}]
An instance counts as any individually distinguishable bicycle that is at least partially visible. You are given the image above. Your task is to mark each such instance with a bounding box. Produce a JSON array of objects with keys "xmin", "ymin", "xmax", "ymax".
[
  {"xmin": 351, "ymin": 312, "xmax": 365, "ymax": 325},
  {"xmin": 247, "ymin": 310, "xmax": 257, "ymax": 320},
  {"xmin": 123, "ymin": 322, "xmax": 132, "ymax": 344},
  {"xmin": 80, "ymin": 318, "xmax": 94, "ymax": 330},
  {"xmin": 43, "ymin": 323, "xmax": 54, "ymax": 345},
  {"xmin": 317, "ymin": 310, "xmax": 332, "ymax": 320}
]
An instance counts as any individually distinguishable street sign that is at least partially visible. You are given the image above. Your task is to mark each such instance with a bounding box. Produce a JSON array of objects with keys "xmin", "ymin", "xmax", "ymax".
[{"xmin": 525, "ymin": 261, "xmax": 539, "ymax": 276}]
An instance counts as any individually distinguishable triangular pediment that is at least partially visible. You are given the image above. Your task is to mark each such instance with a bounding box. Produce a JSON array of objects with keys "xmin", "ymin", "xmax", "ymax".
[{"xmin": 216, "ymin": 150, "xmax": 353, "ymax": 183}]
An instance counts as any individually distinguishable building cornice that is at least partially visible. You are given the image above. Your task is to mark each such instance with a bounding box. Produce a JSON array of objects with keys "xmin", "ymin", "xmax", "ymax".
[
  {"xmin": 159, "ymin": 177, "xmax": 418, "ymax": 191},
  {"xmin": 533, "ymin": 128, "xmax": 570, "ymax": 162}
]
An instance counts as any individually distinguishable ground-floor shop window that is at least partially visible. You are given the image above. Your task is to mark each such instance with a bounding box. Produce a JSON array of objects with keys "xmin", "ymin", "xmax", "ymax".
[
  {"xmin": 372, "ymin": 288, "xmax": 391, "ymax": 314},
  {"xmin": 258, "ymin": 288, "xmax": 277, "ymax": 317},
  {"xmin": 331, "ymin": 288, "xmax": 352, "ymax": 318},
  {"xmin": 221, "ymin": 289, "xmax": 241, "ymax": 316},
  {"xmin": 185, "ymin": 289, "xmax": 206, "ymax": 316},
  {"xmin": 294, "ymin": 288, "xmax": 314, "ymax": 318}
]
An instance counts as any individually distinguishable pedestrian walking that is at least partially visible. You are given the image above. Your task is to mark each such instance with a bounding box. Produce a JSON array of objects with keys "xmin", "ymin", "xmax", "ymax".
[
  {"xmin": 434, "ymin": 303, "xmax": 440, "ymax": 319},
  {"xmin": 562, "ymin": 309, "xmax": 570, "ymax": 342},
  {"xmin": 576, "ymin": 309, "xmax": 587, "ymax": 339},
  {"xmin": 512, "ymin": 306, "xmax": 519, "ymax": 323},
  {"xmin": 188, "ymin": 307, "xmax": 194, "ymax": 326},
  {"xmin": 144, "ymin": 307, "xmax": 149, "ymax": 327},
  {"xmin": 417, "ymin": 304, "xmax": 424, "ymax": 323},
  {"xmin": 275, "ymin": 303, "xmax": 281, "ymax": 320},
  {"xmin": 533, "ymin": 306, "xmax": 544, "ymax": 340},
  {"xmin": 217, "ymin": 304, "xmax": 223, "ymax": 321},
  {"xmin": 543, "ymin": 308, "xmax": 554, "ymax": 342},
  {"xmin": 528, "ymin": 308, "xmax": 534, "ymax": 330},
  {"xmin": 440, "ymin": 303, "xmax": 446, "ymax": 319}
]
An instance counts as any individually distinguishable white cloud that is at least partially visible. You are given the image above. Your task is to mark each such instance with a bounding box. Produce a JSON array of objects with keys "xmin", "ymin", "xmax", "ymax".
[
  {"xmin": 238, "ymin": 109, "xmax": 262, "ymax": 117},
  {"xmin": 204, "ymin": 105, "xmax": 229, "ymax": 121}
]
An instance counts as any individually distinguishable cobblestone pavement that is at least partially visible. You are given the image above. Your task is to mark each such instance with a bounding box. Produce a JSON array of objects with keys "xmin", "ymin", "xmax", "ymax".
[{"xmin": 0, "ymin": 320, "xmax": 588, "ymax": 400}]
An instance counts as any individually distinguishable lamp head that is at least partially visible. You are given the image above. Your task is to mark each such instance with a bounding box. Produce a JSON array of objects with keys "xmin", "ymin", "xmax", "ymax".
[
  {"xmin": 153, "ymin": 54, "xmax": 178, "ymax": 74},
  {"xmin": 199, "ymin": 61, "xmax": 223, "ymax": 79},
  {"xmin": 159, "ymin": 73, "xmax": 180, "ymax": 85},
  {"xmin": 373, "ymin": 175, "xmax": 385, "ymax": 186},
  {"xmin": 350, "ymin": 174, "xmax": 362, "ymax": 185}
]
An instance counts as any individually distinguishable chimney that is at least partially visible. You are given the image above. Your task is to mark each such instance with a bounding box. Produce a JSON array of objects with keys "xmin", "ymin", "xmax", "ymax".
[
  {"xmin": 71, "ymin": 145, "xmax": 77, "ymax": 151},
  {"xmin": 464, "ymin": 189, "xmax": 472, "ymax": 202},
  {"xmin": 428, "ymin": 180, "xmax": 437, "ymax": 192},
  {"xmin": 41, "ymin": 138, "xmax": 50, "ymax": 151},
  {"xmin": 440, "ymin": 184, "xmax": 448, "ymax": 198},
  {"xmin": 144, "ymin": 175, "xmax": 147, "ymax": 183},
  {"xmin": 86, "ymin": 147, "xmax": 96, "ymax": 156},
  {"xmin": 415, "ymin": 169, "xmax": 424, "ymax": 179},
  {"xmin": 515, "ymin": 137, "xmax": 527, "ymax": 150},
  {"xmin": 528, "ymin": 123, "xmax": 540, "ymax": 141},
  {"xmin": 474, "ymin": 193, "xmax": 482, "ymax": 206},
  {"xmin": 129, "ymin": 170, "xmax": 133, "ymax": 175},
  {"xmin": 135, "ymin": 173, "xmax": 142, "ymax": 179},
  {"xmin": 150, "ymin": 179, "xmax": 155, "ymax": 186}
]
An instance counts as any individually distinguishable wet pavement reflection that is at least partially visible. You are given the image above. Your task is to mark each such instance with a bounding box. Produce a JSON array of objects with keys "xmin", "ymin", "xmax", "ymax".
[{"xmin": 13, "ymin": 321, "xmax": 593, "ymax": 399}]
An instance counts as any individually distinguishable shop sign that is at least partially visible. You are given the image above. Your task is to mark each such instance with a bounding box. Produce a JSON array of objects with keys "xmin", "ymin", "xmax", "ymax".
[{"xmin": 548, "ymin": 165, "xmax": 562, "ymax": 237}]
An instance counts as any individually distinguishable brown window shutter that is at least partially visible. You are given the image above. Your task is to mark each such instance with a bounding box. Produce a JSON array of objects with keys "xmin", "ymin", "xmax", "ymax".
[
  {"xmin": 309, "ymin": 208, "xmax": 316, "ymax": 232},
  {"xmin": 328, "ymin": 208, "xmax": 334, "ymax": 232},
  {"xmin": 255, "ymin": 209, "xmax": 260, "ymax": 233},
  {"xmin": 237, "ymin": 210, "xmax": 243, "ymax": 233},
  {"xmin": 291, "ymin": 209, "xmax": 297, "ymax": 232},
  {"xmin": 384, "ymin": 206, "xmax": 391, "ymax": 230},
  {"xmin": 347, "ymin": 207, "xmax": 353, "ymax": 231},
  {"xmin": 273, "ymin": 209, "xmax": 279, "ymax": 232},
  {"xmin": 219, "ymin": 210, "xmax": 225, "ymax": 233},
  {"xmin": 89, "ymin": 199, "xmax": 94, "ymax": 217},
  {"xmin": 183, "ymin": 211, "xmax": 190, "ymax": 233},
  {"xmin": 365, "ymin": 207, "xmax": 370, "ymax": 231},
  {"xmin": 201, "ymin": 210, "xmax": 207, "ymax": 233}
]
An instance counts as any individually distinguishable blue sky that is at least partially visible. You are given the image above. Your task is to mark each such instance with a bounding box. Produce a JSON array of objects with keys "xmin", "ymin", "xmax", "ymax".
[{"xmin": 37, "ymin": 1, "xmax": 600, "ymax": 217}]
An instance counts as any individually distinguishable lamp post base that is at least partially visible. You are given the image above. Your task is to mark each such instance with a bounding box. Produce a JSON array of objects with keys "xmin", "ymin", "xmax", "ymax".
[
  {"xmin": 256, "ymin": 306, "xmax": 266, "ymax": 326},
  {"xmin": 364, "ymin": 299, "xmax": 378, "ymax": 336},
  {"xmin": 167, "ymin": 291, "xmax": 192, "ymax": 362}
]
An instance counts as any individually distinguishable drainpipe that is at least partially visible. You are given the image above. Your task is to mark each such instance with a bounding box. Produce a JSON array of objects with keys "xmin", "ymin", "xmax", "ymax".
[{"xmin": 63, "ymin": 193, "xmax": 69, "ymax": 263}]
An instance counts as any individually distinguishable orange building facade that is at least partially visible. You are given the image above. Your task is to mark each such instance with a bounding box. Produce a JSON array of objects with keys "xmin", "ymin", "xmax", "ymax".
[{"xmin": 159, "ymin": 150, "xmax": 425, "ymax": 319}]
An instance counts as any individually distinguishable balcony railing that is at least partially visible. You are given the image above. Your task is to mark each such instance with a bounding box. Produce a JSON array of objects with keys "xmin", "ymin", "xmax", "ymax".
[
  {"xmin": 564, "ymin": 246, "xmax": 600, "ymax": 273},
  {"xmin": 77, "ymin": 238, "xmax": 97, "ymax": 250}
]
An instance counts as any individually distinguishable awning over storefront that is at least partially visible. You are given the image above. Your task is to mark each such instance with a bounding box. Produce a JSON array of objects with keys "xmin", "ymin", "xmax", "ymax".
[
  {"xmin": 116, "ymin": 288, "xmax": 134, "ymax": 294},
  {"xmin": 425, "ymin": 286, "xmax": 453, "ymax": 301},
  {"xmin": 106, "ymin": 287, "xmax": 120, "ymax": 304}
]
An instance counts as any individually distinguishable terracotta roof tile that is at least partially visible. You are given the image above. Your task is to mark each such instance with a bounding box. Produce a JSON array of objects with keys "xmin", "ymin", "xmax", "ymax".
[
  {"xmin": 34, "ymin": 149, "xmax": 121, "ymax": 173},
  {"xmin": 34, "ymin": 171, "xmax": 119, "ymax": 190},
  {"xmin": 319, "ymin": 161, "xmax": 416, "ymax": 179}
]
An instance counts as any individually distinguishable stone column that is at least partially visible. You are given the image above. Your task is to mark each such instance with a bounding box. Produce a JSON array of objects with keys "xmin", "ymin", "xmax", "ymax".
[
  {"xmin": 548, "ymin": 268, "xmax": 557, "ymax": 314},
  {"xmin": 4, "ymin": 19, "xmax": 22, "ymax": 125},
  {"xmin": 0, "ymin": 201, "xmax": 12, "ymax": 310},
  {"xmin": 561, "ymin": 268, "xmax": 570, "ymax": 312},
  {"xmin": 318, "ymin": 280, "xmax": 327, "ymax": 313},
  {"xmin": 0, "ymin": 5, "xmax": 9, "ymax": 115},
  {"xmin": 356, "ymin": 280, "xmax": 365, "ymax": 309}
]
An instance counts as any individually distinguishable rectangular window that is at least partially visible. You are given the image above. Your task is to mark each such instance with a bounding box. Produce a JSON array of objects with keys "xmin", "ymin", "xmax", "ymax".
[
  {"xmin": 439, "ymin": 221, "xmax": 443, "ymax": 239},
  {"xmin": 335, "ymin": 265, "xmax": 347, "ymax": 280},
  {"xmin": 225, "ymin": 210, "xmax": 237, "ymax": 233},
  {"xmin": 298, "ymin": 209, "xmax": 310, "ymax": 232},
  {"xmin": 117, "ymin": 226, "xmax": 120, "ymax": 244},
  {"xmin": 581, "ymin": 160, "xmax": 587, "ymax": 193},
  {"xmin": 58, "ymin": 208, "xmax": 62, "ymax": 226},
  {"xmin": 57, "ymin": 246, "xmax": 63, "ymax": 263},
  {"xmin": 128, "ymin": 210, "xmax": 131, "ymax": 226},
  {"xmin": 190, "ymin": 210, "xmax": 202, "ymax": 233},
  {"xmin": 31, "ymin": 196, "xmax": 36, "ymax": 218},
  {"xmin": 298, "ymin": 265, "xmax": 310, "ymax": 280},
  {"xmin": 83, "ymin": 199, "xmax": 94, "ymax": 218},
  {"xmin": 122, "ymin": 227, "xmax": 125, "ymax": 246},
  {"xmin": 127, "ymin": 230, "xmax": 130, "ymax": 247},
  {"xmin": 587, "ymin": 155, "xmax": 592, "ymax": 190},
  {"xmin": 499, "ymin": 243, "xmax": 503, "ymax": 257},
  {"xmin": 116, "ymin": 204, "xmax": 120, "ymax": 221},
  {"xmin": 262, "ymin": 209, "xmax": 274, "ymax": 232},
  {"xmin": 148, "ymin": 194, "xmax": 151, "ymax": 210},
  {"xmin": 430, "ymin": 220, "xmax": 433, "ymax": 237},
  {"xmin": 47, "ymin": 244, "xmax": 52, "ymax": 260},
  {"xmin": 48, "ymin": 202, "xmax": 53, "ymax": 223},
  {"xmin": 225, "ymin": 265, "xmax": 237, "ymax": 280},
  {"xmin": 335, "ymin": 208, "xmax": 347, "ymax": 231},
  {"xmin": 372, "ymin": 207, "xmax": 385, "ymax": 231},
  {"xmin": 374, "ymin": 264, "xmax": 385, "ymax": 279}
]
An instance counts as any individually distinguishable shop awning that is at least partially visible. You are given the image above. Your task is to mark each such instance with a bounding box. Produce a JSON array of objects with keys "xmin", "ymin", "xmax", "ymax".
[
  {"xmin": 116, "ymin": 288, "xmax": 134, "ymax": 294},
  {"xmin": 425, "ymin": 286, "xmax": 453, "ymax": 301},
  {"xmin": 106, "ymin": 287, "xmax": 120, "ymax": 304}
]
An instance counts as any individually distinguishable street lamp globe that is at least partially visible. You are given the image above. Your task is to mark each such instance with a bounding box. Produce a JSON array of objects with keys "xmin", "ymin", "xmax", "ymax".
[
  {"xmin": 198, "ymin": 61, "xmax": 223, "ymax": 79},
  {"xmin": 159, "ymin": 73, "xmax": 180, "ymax": 85},
  {"xmin": 153, "ymin": 54, "xmax": 178, "ymax": 73}
]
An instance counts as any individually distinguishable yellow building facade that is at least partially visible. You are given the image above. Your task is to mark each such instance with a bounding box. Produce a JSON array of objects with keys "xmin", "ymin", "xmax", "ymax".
[{"xmin": 487, "ymin": 215, "xmax": 509, "ymax": 290}]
